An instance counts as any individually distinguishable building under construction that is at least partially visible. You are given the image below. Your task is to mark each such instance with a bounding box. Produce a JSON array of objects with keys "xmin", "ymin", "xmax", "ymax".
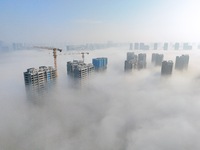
[
  {"xmin": 67, "ymin": 60, "xmax": 94, "ymax": 79},
  {"xmin": 24, "ymin": 66, "xmax": 56, "ymax": 101}
]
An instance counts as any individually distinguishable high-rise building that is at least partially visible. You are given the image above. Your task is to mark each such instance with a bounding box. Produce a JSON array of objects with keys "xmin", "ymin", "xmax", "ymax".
[
  {"xmin": 134, "ymin": 43, "xmax": 139, "ymax": 50},
  {"xmin": 153, "ymin": 43, "xmax": 158, "ymax": 50},
  {"xmin": 24, "ymin": 66, "xmax": 56, "ymax": 87},
  {"xmin": 140, "ymin": 43, "xmax": 149, "ymax": 50},
  {"xmin": 67, "ymin": 60, "xmax": 94, "ymax": 78},
  {"xmin": 24, "ymin": 66, "xmax": 56, "ymax": 101},
  {"xmin": 161, "ymin": 61, "xmax": 173, "ymax": 76},
  {"xmin": 174, "ymin": 43, "xmax": 180, "ymax": 50},
  {"xmin": 151, "ymin": 53, "xmax": 164, "ymax": 66},
  {"xmin": 129, "ymin": 43, "xmax": 133, "ymax": 50},
  {"xmin": 175, "ymin": 55, "xmax": 189, "ymax": 70},
  {"xmin": 124, "ymin": 52, "xmax": 147, "ymax": 71},
  {"xmin": 92, "ymin": 57, "xmax": 108, "ymax": 70},
  {"xmin": 163, "ymin": 43, "xmax": 168, "ymax": 50},
  {"xmin": 13, "ymin": 43, "xmax": 24, "ymax": 50},
  {"xmin": 124, "ymin": 60, "xmax": 134, "ymax": 71},
  {"xmin": 183, "ymin": 43, "xmax": 192, "ymax": 50},
  {"xmin": 137, "ymin": 53, "xmax": 146, "ymax": 69},
  {"xmin": 127, "ymin": 52, "xmax": 135, "ymax": 61},
  {"xmin": 124, "ymin": 52, "xmax": 137, "ymax": 71}
]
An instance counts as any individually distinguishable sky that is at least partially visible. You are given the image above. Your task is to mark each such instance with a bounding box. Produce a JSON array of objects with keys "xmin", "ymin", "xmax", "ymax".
[{"xmin": 1, "ymin": 0, "xmax": 200, "ymax": 43}]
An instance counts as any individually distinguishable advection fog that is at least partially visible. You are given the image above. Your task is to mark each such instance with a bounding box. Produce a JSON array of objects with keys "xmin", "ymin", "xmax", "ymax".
[{"xmin": 0, "ymin": 48, "xmax": 200, "ymax": 150}]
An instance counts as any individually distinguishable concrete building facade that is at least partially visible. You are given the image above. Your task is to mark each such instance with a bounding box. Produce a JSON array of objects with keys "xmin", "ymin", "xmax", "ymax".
[
  {"xmin": 175, "ymin": 55, "xmax": 189, "ymax": 70},
  {"xmin": 67, "ymin": 60, "xmax": 94, "ymax": 79},
  {"xmin": 151, "ymin": 53, "xmax": 164, "ymax": 66},
  {"xmin": 174, "ymin": 43, "xmax": 180, "ymax": 50},
  {"xmin": 161, "ymin": 61, "xmax": 173, "ymax": 76},
  {"xmin": 124, "ymin": 52, "xmax": 137, "ymax": 71},
  {"xmin": 129, "ymin": 43, "xmax": 133, "ymax": 50},
  {"xmin": 24, "ymin": 66, "xmax": 56, "ymax": 101},
  {"xmin": 137, "ymin": 53, "xmax": 147, "ymax": 69},
  {"xmin": 124, "ymin": 52, "xmax": 146, "ymax": 71},
  {"xmin": 134, "ymin": 43, "xmax": 139, "ymax": 50},
  {"xmin": 163, "ymin": 43, "xmax": 168, "ymax": 50}
]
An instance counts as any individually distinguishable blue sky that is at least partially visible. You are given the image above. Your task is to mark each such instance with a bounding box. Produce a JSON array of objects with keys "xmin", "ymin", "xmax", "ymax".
[{"xmin": 0, "ymin": 0, "xmax": 200, "ymax": 43}]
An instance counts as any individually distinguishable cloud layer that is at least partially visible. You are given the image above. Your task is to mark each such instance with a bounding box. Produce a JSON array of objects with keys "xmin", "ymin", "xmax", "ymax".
[{"xmin": 1, "ymin": 48, "xmax": 200, "ymax": 150}]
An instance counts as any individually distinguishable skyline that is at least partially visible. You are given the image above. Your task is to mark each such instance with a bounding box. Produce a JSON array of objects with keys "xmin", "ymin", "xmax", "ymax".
[{"xmin": 1, "ymin": 0, "xmax": 200, "ymax": 43}]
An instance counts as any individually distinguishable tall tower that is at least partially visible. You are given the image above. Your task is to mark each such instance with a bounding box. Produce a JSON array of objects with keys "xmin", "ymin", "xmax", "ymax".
[
  {"xmin": 161, "ymin": 61, "xmax": 173, "ymax": 76},
  {"xmin": 24, "ymin": 66, "xmax": 56, "ymax": 100},
  {"xmin": 151, "ymin": 53, "xmax": 164, "ymax": 66},
  {"xmin": 174, "ymin": 43, "xmax": 180, "ymax": 50},
  {"xmin": 175, "ymin": 55, "xmax": 189, "ymax": 70},
  {"xmin": 129, "ymin": 43, "xmax": 133, "ymax": 50},
  {"xmin": 67, "ymin": 60, "xmax": 94, "ymax": 79},
  {"xmin": 137, "ymin": 53, "xmax": 146, "ymax": 69},
  {"xmin": 92, "ymin": 57, "xmax": 108, "ymax": 70},
  {"xmin": 163, "ymin": 43, "xmax": 168, "ymax": 50},
  {"xmin": 127, "ymin": 52, "xmax": 135, "ymax": 61}
]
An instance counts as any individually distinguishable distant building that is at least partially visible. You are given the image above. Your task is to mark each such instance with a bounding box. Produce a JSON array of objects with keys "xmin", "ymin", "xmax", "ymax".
[
  {"xmin": 129, "ymin": 43, "xmax": 133, "ymax": 50},
  {"xmin": 163, "ymin": 43, "xmax": 168, "ymax": 50},
  {"xmin": 174, "ymin": 43, "xmax": 180, "ymax": 50},
  {"xmin": 124, "ymin": 60, "xmax": 134, "ymax": 71},
  {"xmin": 124, "ymin": 52, "xmax": 146, "ymax": 71},
  {"xmin": 67, "ymin": 60, "xmax": 94, "ymax": 79},
  {"xmin": 92, "ymin": 57, "xmax": 108, "ymax": 70},
  {"xmin": 161, "ymin": 61, "xmax": 173, "ymax": 76},
  {"xmin": 153, "ymin": 43, "xmax": 158, "ymax": 50},
  {"xmin": 151, "ymin": 53, "xmax": 164, "ymax": 66},
  {"xmin": 124, "ymin": 52, "xmax": 137, "ymax": 71},
  {"xmin": 127, "ymin": 52, "xmax": 135, "ymax": 61},
  {"xmin": 13, "ymin": 43, "xmax": 24, "ymax": 50},
  {"xmin": 175, "ymin": 55, "xmax": 189, "ymax": 70},
  {"xmin": 183, "ymin": 43, "xmax": 192, "ymax": 50},
  {"xmin": 137, "ymin": 53, "xmax": 146, "ymax": 69},
  {"xmin": 198, "ymin": 44, "xmax": 200, "ymax": 50},
  {"xmin": 0, "ymin": 41, "xmax": 10, "ymax": 52},
  {"xmin": 66, "ymin": 45, "xmax": 86, "ymax": 51},
  {"xmin": 134, "ymin": 43, "xmax": 139, "ymax": 50},
  {"xmin": 140, "ymin": 43, "xmax": 149, "ymax": 50}
]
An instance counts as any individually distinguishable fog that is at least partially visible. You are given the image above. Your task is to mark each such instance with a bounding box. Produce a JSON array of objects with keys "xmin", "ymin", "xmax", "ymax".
[{"xmin": 1, "ymin": 48, "xmax": 200, "ymax": 150}]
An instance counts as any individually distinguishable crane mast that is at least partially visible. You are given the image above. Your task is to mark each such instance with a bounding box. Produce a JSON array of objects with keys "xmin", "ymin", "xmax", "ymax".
[{"xmin": 81, "ymin": 52, "xmax": 89, "ymax": 63}]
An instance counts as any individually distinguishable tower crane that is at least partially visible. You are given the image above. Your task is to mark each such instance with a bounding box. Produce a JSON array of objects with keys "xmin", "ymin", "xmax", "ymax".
[
  {"xmin": 67, "ymin": 52, "xmax": 89, "ymax": 63},
  {"xmin": 80, "ymin": 52, "xmax": 89, "ymax": 63},
  {"xmin": 33, "ymin": 46, "xmax": 62, "ymax": 77}
]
